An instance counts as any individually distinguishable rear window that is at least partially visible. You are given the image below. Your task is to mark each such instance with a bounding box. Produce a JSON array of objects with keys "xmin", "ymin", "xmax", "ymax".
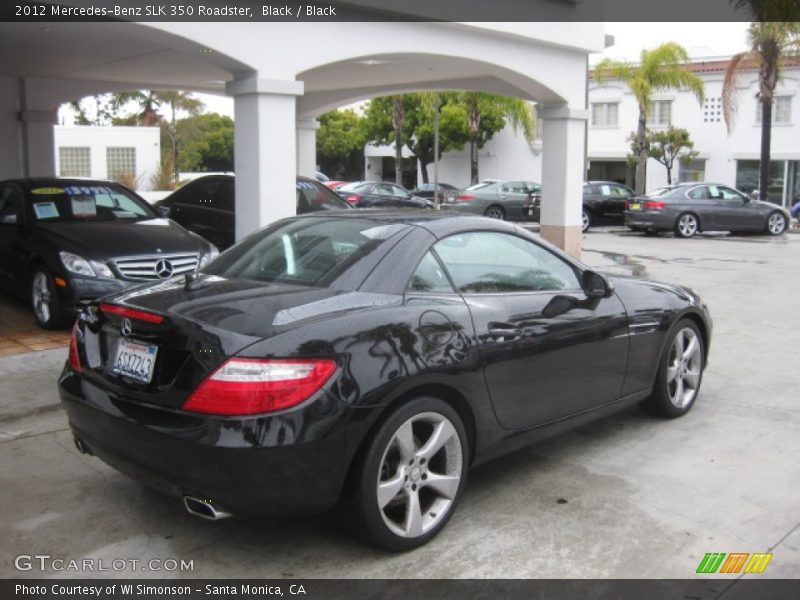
[
  {"xmin": 204, "ymin": 218, "xmax": 408, "ymax": 287},
  {"xmin": 296, "ymin": 179, "xmax": 350, "ymax": 212},
  {"xmin": 26, "ymin": 184, "xmax": 155, "ymax": 222}
]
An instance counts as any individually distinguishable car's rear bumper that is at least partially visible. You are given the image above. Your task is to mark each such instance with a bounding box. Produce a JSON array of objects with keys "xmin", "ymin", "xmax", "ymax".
[
  {"xmin": 624, "ymin": 211, "xmax": 675, "ymax": 230},
  {"xmin": 58, "ymin": 366, "xmax": 354, "ymax": 516}
]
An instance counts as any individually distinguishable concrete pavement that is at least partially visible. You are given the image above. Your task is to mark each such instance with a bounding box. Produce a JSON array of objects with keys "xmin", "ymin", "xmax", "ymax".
[{"xmin": 1, "ymin": 230, "xmax": 798, "ymax": 579}]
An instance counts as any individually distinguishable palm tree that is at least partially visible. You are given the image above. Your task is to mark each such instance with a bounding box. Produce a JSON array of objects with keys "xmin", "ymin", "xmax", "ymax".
[
  {"xmin": 110, "ymin": 91, "xmax": 163, "ymax": 126},
  {"xmin": 155, "ymin": 91, "xmax": 204, "ymax": 178},
  {"xmin": 722, "ymin": 21, "xmax": 799, "ymax": 202},
  {"xmin": 594, "ymin": 43, "xmax": 705, "ymax": 194},
  {"xmin": 459, "ymin": 92, "xmax": 536, "ymax": 184}
]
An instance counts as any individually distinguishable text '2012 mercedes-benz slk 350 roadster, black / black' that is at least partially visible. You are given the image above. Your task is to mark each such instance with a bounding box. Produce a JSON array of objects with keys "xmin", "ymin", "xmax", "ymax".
[{"xmin": 59, "ymin": 211, "xmax": 712, "ymax": 551}]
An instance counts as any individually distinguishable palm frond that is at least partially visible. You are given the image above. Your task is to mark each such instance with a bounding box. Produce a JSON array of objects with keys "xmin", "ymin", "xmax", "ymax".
[{"xmin": 722, "ymin": 52, "xmax": 753, "ymax": 133}]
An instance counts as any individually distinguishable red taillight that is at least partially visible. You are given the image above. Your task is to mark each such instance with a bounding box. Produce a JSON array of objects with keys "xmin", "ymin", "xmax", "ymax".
[
  {"xmin": 68, "ymin": 324, "xmax": 81, "ymax": 373},
  {"xmin": 100, "ymin": 303, "xmax": 164, "ymax": 324},
  {"xmin": 644, "ymin": 201, "xmax": 666, "ymax": 210},
  {"xmin": 182, "ymin": 358, "xmax": 337, "ymax": 416},
  {"xmin": 456, "ymin": 194, "xmax": 474, "ymax": 201},
  {"xmin": 346, "ymin": 195, "xmax": 361, "ymax": 204}
]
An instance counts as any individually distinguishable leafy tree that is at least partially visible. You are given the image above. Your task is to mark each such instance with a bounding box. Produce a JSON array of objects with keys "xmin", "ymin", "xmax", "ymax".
[
  {"xmin": 176, "ymin": 113, "xmax": 234, "ymax": 172},
  {"xmin": 457, "ymin": 92, "xmax": 536, "ymax": 184},
  {"xmin": 155, "ymin": 91, "xmax": 204, "ymax": 178},
  {"xmin": 109, "ymin": 91, "xmax": 163, "ymax": 126},
  {"xmin": 68, "ymin": 95, "xmax": 114, "ymax": 126},
  {"xmin": 594, "ymin": 43, "xmax": 705, "ymax": 194},
  {"xmin": 316, "ymin": 109, "xmax": 368, "ymax": 180},
  {"xmin": 722, "ymin": 20, "xmax": 799, "ymax": 201},
  {"xmin": 630, "ymin": 127, "xmax": 699, "ymax": 185}
]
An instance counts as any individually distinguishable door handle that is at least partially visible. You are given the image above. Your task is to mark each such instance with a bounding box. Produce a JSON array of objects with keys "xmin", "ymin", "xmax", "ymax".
[{"xmin": 488, "ymin": 322, "xmax": 521, "ymax": 342}]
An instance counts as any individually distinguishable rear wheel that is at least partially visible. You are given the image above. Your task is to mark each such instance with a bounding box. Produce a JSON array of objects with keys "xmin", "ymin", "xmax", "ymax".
[
  {"xmin": 641, "ymin": 319, "xmax": 705, "ymax": 418},
  {"xmin": 766, "ymin": 211, "xmax": 787, "ymax": 236},
  {"xmin": 350, "ymin": 397, "xmax": 468, "ymax": 551},
  {"xmin": 483, "ymin": 205, "xmax": 505, "ymax": 220},
  {"xmin": 31, "ymin": 268, "xmax": 64, "ymax": 329},
  {"xmin": 581, "ymin": 209, "xmax": 592, "ymax": 233},
  {"xmin": 675, "ymin": 213, "xmax": 699, "ymax": 238}
]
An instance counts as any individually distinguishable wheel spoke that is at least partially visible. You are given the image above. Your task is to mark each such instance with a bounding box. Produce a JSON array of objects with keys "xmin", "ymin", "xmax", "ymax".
[
  {"xmin": 423, "ymin": 472, "xmax": 460, "ymax": 500},
  {"xmin": 673, "ymin": 331, "xmax": 684, "ymax": 356},
  {"xmin": 684, "ymin": 370, "xmax": 700, "ymax": 388},
  {"xmin": 404, "ymin": 489, "xmax": 424, "ymax": 537},
  {"xmin": 666, "ymin": 364, "xmax": 679, "ymax": 382},
  {"xmin": 682, "ymin": 334, "xmax": 698, "ymax": 361},
  {"xmin": 393, "ymin": 421, "xmax": 416, "ymax": 462},
  {"xmin": 673, "ymin": 377, "xmax": 684, "ymax": 405},
  {"xmin": 377, "ymin": 473, "xmax": 405, "ymax": 509},
  {"xmin": 417, "ymin": 419, "xmax": 456, "ymax": 461}
]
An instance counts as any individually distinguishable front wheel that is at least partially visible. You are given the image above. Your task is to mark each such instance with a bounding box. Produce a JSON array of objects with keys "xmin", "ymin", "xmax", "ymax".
[
  {"xmin": 766, "ymin": 211, "xmax": 787, "ymax": 236},
  {"xmin": 641, "ymin": 319, "xmax": 705, "ymax": 418},
  {"xmin": 581, "ymin": 209, "xmax": 592, "ymax": 233},
  {"xmin": 675, "ymin": 213, "xmax": 699, "ymax": 238},
  {"xmin": 31, "ymin": 268, "xmax": 64, "ymax": 329},
  {"xmin": 350, "ymin": 397, "xmax": 468, "ymax": 551}
]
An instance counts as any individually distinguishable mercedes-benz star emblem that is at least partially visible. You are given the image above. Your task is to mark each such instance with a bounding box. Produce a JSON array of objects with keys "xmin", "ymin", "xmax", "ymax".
[
  {"xmin": 120, "ymin": 317, "xmax": 132, "ymax": 337},
  {"xmin": 155, "ymin": 259, "xmax": 174, "ymax": 279}
]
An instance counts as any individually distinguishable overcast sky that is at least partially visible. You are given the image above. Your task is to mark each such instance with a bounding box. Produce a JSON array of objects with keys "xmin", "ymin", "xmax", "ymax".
[{"xmin": 194, "ymin": 22, "xmax": 752, "ymax": 117}]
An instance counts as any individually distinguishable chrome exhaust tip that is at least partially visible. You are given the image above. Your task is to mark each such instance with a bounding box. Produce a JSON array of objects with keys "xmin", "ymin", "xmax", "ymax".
[{"xmin": 182, "ymin": 495, "xmax": 232, "ymax": 521}]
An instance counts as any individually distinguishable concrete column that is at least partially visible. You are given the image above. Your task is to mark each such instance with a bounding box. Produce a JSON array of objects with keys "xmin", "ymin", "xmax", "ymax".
[
  {"xmin": 0, "ymin": 77, "xmax": 23, "ymax": 180},
  {"xmin": 226, "ymin": 77, "xmax": 304, "ymax": 241},
  {"xmin": 296, "ymin": 118, "xmax": 320, "ymax": 178},
  {"xmin": 539, "ymin": 104, "xmax": 589, "ymax": 259},
  {"xmin": 20, "ymin": 110, "xmax": 58, "ymax": 177}
]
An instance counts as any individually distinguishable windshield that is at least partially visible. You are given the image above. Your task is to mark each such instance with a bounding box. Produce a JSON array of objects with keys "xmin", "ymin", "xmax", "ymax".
[
  {"xmin": 204, "ymin": 217, "xmax": 408, "ymax": 287},
  {"xmin": 337, "ymin": 181, "xmax": 366, "ymax": 192},
  {"xmin": 464, "ymin": 182, "xmax": 492, "ymax": 192},
  {"xmin": 296, "ymin": 179, "xmax": 351, "ymax": 212},
  {"xmin": 25, "ymin": 183, "xmax": 156, "ymax": 222},
  {"xmin": 647, "ymin": 186, "xmax": 681, "ymax": 197}
]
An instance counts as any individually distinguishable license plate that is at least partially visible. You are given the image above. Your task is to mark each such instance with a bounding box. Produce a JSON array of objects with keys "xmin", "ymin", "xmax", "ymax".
[
  {"xmin": 630, "ymin": 202, "xmax": 642, "ymax": 210},
  {"xmin": 112, "ymin": 339, "xmax": 157, "ymax": 383}
]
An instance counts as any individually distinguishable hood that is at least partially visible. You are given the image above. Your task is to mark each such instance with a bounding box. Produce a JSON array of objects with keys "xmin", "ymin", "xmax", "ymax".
[
  {"xmin": 36, "ymin": 218, "xmax": 209, "ymax": 259},
  {"xmin": 113, "ymin": 275, "xmax": 399, "ymax": 338}
]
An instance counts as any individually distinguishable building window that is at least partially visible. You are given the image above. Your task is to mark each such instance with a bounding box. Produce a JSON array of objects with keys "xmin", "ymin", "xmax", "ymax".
[
  {"xmin": 58, "ymin": 147, "xmax": 91, "ymax": 177},
  {"xmin": 591, "ymin": 103, "xmax": 619, "ymax": 127},
  {"xmin": 648, "ymin": 100, "xmax": 672, "ymax": 126},
  {"xmin": 679, "ymin": 159, "xmax": 706, "ymax": 183},
  {"xmin": 703, "ymin": 97, "xmax": 722, "ymax": 123},
  {"xmin": 106, "ymin": 147, "xmax": 136, "ymax": 181},
  {"xmin": 736, "ymin": 159, "xmax": 785, "ymax": 203},
  {"xmin": 756, "ymin": 96, "xmax": 792, "ymax": 124}
]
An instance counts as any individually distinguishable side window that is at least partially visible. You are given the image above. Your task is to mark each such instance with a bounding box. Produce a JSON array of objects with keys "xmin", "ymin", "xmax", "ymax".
[
  {"xmin": 598, "ymin": 184, "xmax": 613, "ymax": 196},
  {"xmin": 611, "ymin": 185, "xmax": 631, "ymax": 197},
  {"xmin": 434, "ymin": 232, "xmax": 581, "ymax": 293},
  {"xmin": 0, "ymin": 186, "xmax": 23, "ymax": 224},
  {"xmin": 391, "ymin": 185, "xmax": 410, "ymax": 197},
  {"xmin": 180, "ymin": 179, "xmax": 222, "ymax": 207},
  {"xmin": 718, "ymin": 186, "xmax": 746, "ymax": 202},
  {"xmin": 688, "ymin": 186, "xmax": 710, "ymax": 200},
  {"xmin": 407, "ymin": 251, "xmax": 454, "ymax": 294},
  {"xmin": 583, "ymin": 184, "xmax": 593, "ymax": 195}
]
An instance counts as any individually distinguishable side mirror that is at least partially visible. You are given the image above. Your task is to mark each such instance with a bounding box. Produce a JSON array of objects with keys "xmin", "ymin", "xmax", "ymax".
[
  {"xmin": 0, "ymin": 213, "xmax": 20, "ymax": 225},
  {"xmin": 582, "ymin": 270, "xmax": 613, "ymax": 299},
  {"xmin": 156, "ymin": 205, "xmax": 171, "ymax": 218}
]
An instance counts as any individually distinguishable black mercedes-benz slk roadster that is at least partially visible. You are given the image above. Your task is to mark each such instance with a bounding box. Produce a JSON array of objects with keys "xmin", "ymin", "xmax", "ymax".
[{"xmin": 59, "ymin": 211, "xmax": 711, "ymax": 551}]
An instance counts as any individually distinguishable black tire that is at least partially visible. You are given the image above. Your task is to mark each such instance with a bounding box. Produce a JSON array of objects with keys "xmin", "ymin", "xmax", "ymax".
[
  {"xmin": 348, "ymin": 396, "xmax": 469, "ymax": 551},
  {"xmin": 765, "ymin": 211, "xmax": 787, "ymax": 236},
  {"xmin": 641, "ymin": 319, "xmax": 705, "ymax": 418},
  {"xmin": 483, "ymin": 205, "xmax": 506, "ymax": 220},
  {"xmin": 30, "ymin": 267, "xmax": 64, "ymax": 330},
  {"xmin": 674, "ymin": 212, "xmax": 699, "ymax": 238},
  {"xmin": 581, "ymin": 208, "xmax": 592, "ymax": 233}
]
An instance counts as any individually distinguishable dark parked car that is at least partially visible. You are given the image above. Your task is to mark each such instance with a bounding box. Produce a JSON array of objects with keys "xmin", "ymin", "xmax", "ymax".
[
  {"xmin": 338, "ymin": 181, "xmax": 433, "ymax": 209},
  {"xmin": 527, "ymin": 181, "xmax": 635, "ymax": 232},
  {"xmin": 0, "ymin": 178, "xmax": 218, "ymax": 329},
  {"xmin": 155, "ymin": 175, "xmax": 351, "ymax": 250},
  {"xmin": 625, "ymin": 182, "xmax": 790, "ymax": 238},
  {"xmin": 61, "ymin": 211, "xmax": 711, "ymax": 551},
  {"xmin": 413, "ymin": 182, "xmax": 457, "ymax": 203},
  {"xmin": 442, "ymin": 180, "xmax": 540, "ymax": 221}
]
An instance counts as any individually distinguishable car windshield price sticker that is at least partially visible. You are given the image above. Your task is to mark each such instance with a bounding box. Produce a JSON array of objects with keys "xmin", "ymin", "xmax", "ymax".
[
  {"xmin": 113, "ymin": 339, "xmax": 157, "ymax": 383},
  {"xmin": 32, "ymin": 202, "xmax": 59, "ymax": 220}
]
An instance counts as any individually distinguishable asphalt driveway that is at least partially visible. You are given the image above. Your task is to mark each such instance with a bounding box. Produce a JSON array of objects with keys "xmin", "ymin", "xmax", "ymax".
[{"xmin": 1, "ymin": 230, "xmax": 798, "ymax": 579}]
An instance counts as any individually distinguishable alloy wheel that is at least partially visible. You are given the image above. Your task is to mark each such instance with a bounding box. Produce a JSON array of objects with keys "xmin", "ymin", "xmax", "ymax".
[
  {"xmin": 484, "ymin": 207, "xmax": 505, "ymax": 220},
  {"xmin": 666, "ymin": 327, "xmax": 703, "ymax": 409},
  {"xmin": 677, "ymin": 214, "xmax": 698, "ymax": 238},
  {"xmin": 32, "ymin": 271, "xmax": 52, "ymax": 324},
  {"xmin": 376, "ymin": 412, "xmax": 463, "ymax": 539},
  {"xmin": 767, "ymin": 212, "xmax": 787, "ymax": 235},
  {"xmin": 581, "ymin": 210, "xmax": 590, "ymax": 232}
]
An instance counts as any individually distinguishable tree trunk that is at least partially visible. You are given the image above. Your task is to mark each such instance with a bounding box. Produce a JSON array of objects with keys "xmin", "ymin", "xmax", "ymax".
[
  {"xmin": 759, "ymin": 99, "xmax": 772, "ymax": 202},
  {"xmin": 171, "ymin": 104, "xmax": 179, "ymax": 180},
  {"xmin": 419, "ymin": 157, "xmax": 429, "ymax": 184},
  {"xmin": 393, "ymin": 97, "xmax": 404, "ymax": 185},
  {"xmin": 469, "ymin": 103, "xmax": 480, "ymax": 185},
  {"xmin": 666, "ymin": 165, "xmax": 672, "ymax": 185},
  {"xmin": 635, "ymin": 109, "xmax": 648, "ymax": 194}
]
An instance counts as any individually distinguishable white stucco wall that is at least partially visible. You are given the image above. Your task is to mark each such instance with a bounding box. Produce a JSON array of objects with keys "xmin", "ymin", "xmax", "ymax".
[{"xmin": 53, "ymin": 125, "xmax": 161, "ymax": 191}]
